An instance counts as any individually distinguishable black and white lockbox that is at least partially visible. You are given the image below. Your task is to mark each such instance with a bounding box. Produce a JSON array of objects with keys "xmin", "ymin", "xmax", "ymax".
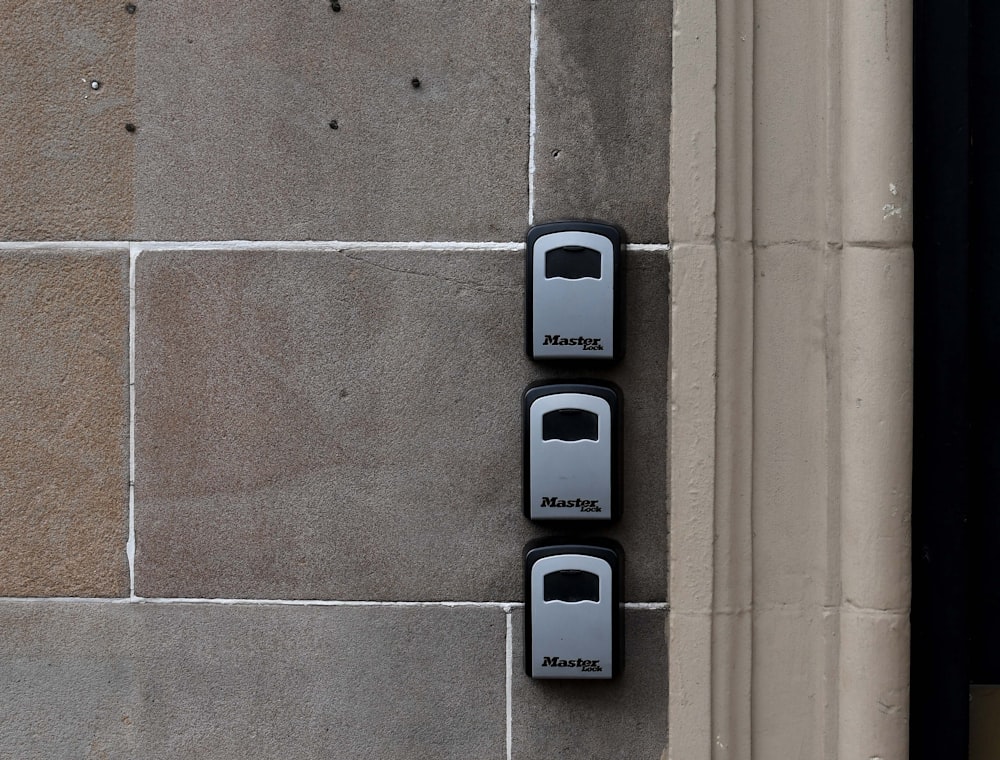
[
  {"xmin": 522, "ymin": 380, "xmax": 622, "ymax": 522},
  {"xmin": 524, "ymin": 538, "xmax": 623, "ymax": 680},
  {"xmin": 525, "ymin": 221, "xmax": 623, "ymax": 361}
]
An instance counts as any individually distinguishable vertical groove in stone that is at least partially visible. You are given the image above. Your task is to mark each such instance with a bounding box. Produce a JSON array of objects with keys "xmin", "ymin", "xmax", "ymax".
[
  {"xmin": 712, "ymin": 0, "xmax": 755, "ymax": 755},
  {"xmin": 712, "ymin": 241, "xmax": 754, "ymax": 760}
]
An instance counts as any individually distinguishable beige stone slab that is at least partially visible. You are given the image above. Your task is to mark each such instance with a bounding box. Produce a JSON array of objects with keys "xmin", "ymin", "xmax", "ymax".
[
  {"xmin": 533, "ymin": 0, "xmax": 672, "ymax": 244},
  {"xmin": 668, "ymin": 243, "xmax": 716, "ymax": 611},
  {"xmin": 838, "ymin": 608, "xmax": 909, "ymax": 760},
  {"xmin": 134, "ymin": 247, "xmax": 669, "ymax": 601},
  {"xmin": 840, "ymin": 246, "xmax": 913, "ymax": 611},
  {"xmin": 751, "ymin": 606, "xmax": 836, "ymax": 759},
  {"xmin": 667, "ymin": 611, "xmax": 712, "ymax": 760},
  {"xmin": 134, "ymin": 0, "xmax": 528, "ymax": 241},
  {"xmin": 752, "ymin": 245, "xmax": 834, "ymax": 606},
  {"xmin": 669, "ymin": 0, "xmax": 718, "ymax": 245},
  {"xmin": 752, "ymin": 1, "xmax": 832, "ymax": 244},
  {"xmin": 0, "ymin": 249, "xmax": 130, "ymax": 597},
  {"xmin": 0, "ymin": 2, "xmax": 136, "ymax": 240},
  {"xmin": 511, "ymin": 607, "xmax": 668, "ymax": 759},
  {"xmin": 749, "ymin": 246, "xmax": 841, "ymax": 757},
  {"xmin": 841, "ymin": 0, "xmax": 913, "ymax": 245},
  {"xmin": 0, "ymin": 600, "xmax": 506, "ymax": 759}
]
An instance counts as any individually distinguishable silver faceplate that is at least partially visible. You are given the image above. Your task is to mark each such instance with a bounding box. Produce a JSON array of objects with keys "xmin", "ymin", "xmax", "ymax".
[
  {"xmin": 528, "ymin": 392, "xmax": 612, "ymax": 520},
  {"xmin": 530, "ymin": 553, "xmax": 614, "ymax": 679},
  {"xmin": 531, "ymin": 231, "xmax": 615, "ymax": 358}
]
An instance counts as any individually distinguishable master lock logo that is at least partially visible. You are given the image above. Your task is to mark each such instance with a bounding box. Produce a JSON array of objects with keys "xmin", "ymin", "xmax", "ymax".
[
  {"xmin": 540, "ymin": 497, "xmax": 603, "ymax": 512},
  {"xmin": 541, "ymin": 657, "xmax": 604, "ymax": 672},
  {"xmin": 541, "ymin": 334, "xmax": 605, "ymax": 351}
]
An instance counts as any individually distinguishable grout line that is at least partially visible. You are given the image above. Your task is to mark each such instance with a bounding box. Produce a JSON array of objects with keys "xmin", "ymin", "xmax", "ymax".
[
  {"xmin": 134, "ymin": 241, "xmax": 670, "ymax": 253},
  {"xmin": 628, "ymin": 243, "xmax": 673, "ymax": 252},
  {"xmin": 527, "ymin": 0, "xmax": 539, "ymax": 225},
  {"xmin": 0, "ymin": 597, "xmax": 524, "ymax": 607},
  {"xmin": 131, "ymin": 597, "xmax": 527, "ymax": 608},
  {"xmin": 0, "ymin": 241, "xmax": 131, "ymax": 250},
  {"xmin": 626, "ymin": 602, "xmax": 671, "ymax": 610},
  {"xmin": 0, "ymin": 239, "xmax": 671, "ymax": 252},
  {"xmin": 0, "ymin": 241, "xmax": 521, "ymax": 251},
  {"xmin": 127, "ymin": 243, "xmax": 139, "ymax": 601},
  {"xmin": 506, "ymin": 606, "xmax": 514, "ymax": 760},
  {"xmin": 0, "ymin": 596, "xmax": 666, "ymax": 609},
  {"xmin": 126, "ymin": 240, "xmax": 522, "ymax": 252}
]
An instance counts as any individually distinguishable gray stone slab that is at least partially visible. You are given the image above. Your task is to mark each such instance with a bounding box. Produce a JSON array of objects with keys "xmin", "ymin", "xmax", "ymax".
[
  {"xmin": 511, "ymin": 607, "xmax": 669, "ymax": 759},
  {"xmin": 134, "ymin": 0, "xmax": 528, "ymax": 241},
  {"xmin": 0, "ymin": 601, "xmax": 140, "ymax": 758},
  {"xmin": 134, "ymin": 247, "xmax": 668, "ymax": 601},
  {"xmin": 0, "ymin": 249, "xmax": 130, "ymax": 597},
  {"xmin": 532, "ymin": 0, "xmax": 672, "ymax": 244},
  {"xmin": 0, "ymin": 2, "xmax": 136, "ymax": 239},
  {"xmin": 0, "ymin": 600, "xmax": 506, "ymax": 759}
]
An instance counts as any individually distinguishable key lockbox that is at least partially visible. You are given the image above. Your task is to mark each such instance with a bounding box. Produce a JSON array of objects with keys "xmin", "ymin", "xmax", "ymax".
[
  {"xmin": 524, "ymin": 538, "xmax": 623, "ymax": 679},
  {"xmin": 523, "ymin": 381, "xmax": 623, "ymax": 522},
  {"xmin": 525, "ymin": 221, "xmax": 624, "ymax": 361}
]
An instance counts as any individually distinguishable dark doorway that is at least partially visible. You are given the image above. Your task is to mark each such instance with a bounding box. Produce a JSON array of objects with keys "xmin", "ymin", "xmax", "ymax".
[{"xmin": 912, "ymin": 0, "xmax": 1000, "ymax": 756}]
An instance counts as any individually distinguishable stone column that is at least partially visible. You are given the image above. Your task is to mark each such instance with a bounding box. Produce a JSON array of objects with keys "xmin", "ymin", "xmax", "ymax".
[{"xmin": 668, "ymin": 0, "xmax": 912, "ymax": 756}]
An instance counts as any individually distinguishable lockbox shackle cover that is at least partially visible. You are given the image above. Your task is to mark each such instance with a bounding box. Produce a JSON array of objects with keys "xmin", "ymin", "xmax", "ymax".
[{"xmin": 525, "ymin": 221, "xmax": 624, "ymax": 361}]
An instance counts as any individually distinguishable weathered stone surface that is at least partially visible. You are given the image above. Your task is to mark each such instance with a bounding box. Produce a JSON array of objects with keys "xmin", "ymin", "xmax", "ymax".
[
  {"xmin": 135, "ymin": 247, "xmax": 668, "ymax": 601},
  {"xmin": 0, "ymin": 2, "xmax": 136, "ymax": 239},
  {"xmin": 533, "ymin": 0, "xmax": 672, "ymax": 243},
  {"xmin": 0, "ymin": 600, "xmax": 506, "ymax": 759},
  {"xmin": 0, "ymin": 249, "xmax": 130, "ymax": 597},
  {"xmin": 135, "ymin": 0, "xmax": 528, "ymax": 241},
  {"xmin": 511, "ymin": 607, "xmax": 669, "ymax": 758}
]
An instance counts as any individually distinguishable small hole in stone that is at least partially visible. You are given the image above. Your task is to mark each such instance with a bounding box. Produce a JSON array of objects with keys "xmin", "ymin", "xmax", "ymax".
[
  {"xmin": 125, "ymin": 123, "xmax": 136, "ymax": 133},
  {"xmin": 330, "ymin": 1, "xmax": 341, "ymax": 10},
  {"xmin": 551, "ymin": 149, "xmax": 561, "ymax": 159},
  {"xmin": 411, "ymin": 77, "xmax": 421, "ymax": 89},
  {"xmin": 125, "ymin": 3, "xmax": 136, "ymax": 13},
  {"xmin": 329, "ymin": 120, "xmax": 339, "ymax": 129}
]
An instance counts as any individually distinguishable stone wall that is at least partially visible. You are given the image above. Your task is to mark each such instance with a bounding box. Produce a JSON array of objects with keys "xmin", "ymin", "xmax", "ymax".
[{"xmin": 0, "ymin": 1, "xmax": 672, "ymax": 757}]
